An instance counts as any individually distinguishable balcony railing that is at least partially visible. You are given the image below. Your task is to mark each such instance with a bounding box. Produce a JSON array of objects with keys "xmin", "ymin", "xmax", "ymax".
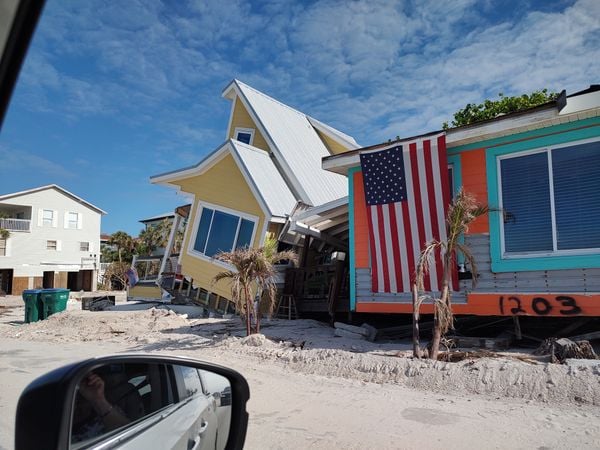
[{"xmin": 0, "ymin": 218, "xmax": 31, "ymax": 232}]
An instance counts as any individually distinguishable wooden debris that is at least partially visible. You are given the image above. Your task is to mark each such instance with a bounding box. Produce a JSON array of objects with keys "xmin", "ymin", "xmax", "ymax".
[
  {"xmin": 334, "ymin": 328, "xmax": 366, "ymax": 340},
  {"xmin": 334, "ymin": 322, "xmax": 370, "ymax": 337},
  {"xmin": 534, "ymin": 337, "xmax": 597, "ymax": 363},
  {"xmin": 449, "ymin": 335, "xmax": 512, "ymax": 350},
  {"xmin": 360, "ymin": 323, "xmax": 378, "ymax": 342},
  {"xmin": 438, "ymin": 349, "xmax": 496, "ymax": 362},
  {"xmin": 567, "ymin": 331, "xmax": 600, "ymax": 342}
]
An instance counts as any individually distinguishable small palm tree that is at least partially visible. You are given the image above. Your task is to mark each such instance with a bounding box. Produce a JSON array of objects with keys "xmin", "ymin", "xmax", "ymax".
[
  {"xmin": 415, "ymin": 188, "xmax": 489, "ymax": 359},
  {"xmin": 109, "ymin": 231, "xmax": 135, "ymax": 263},
  {"xmin": 0, "ymin": 212, "xmax": 10, "ymax": 240},
  {"xmin": 212, "ymin": 238, "xmax": 297, "ymax": 336}
]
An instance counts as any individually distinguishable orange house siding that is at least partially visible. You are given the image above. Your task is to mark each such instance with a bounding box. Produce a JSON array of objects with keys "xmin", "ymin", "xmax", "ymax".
[
  {"xmin": 460, "ymin": 148, "xmax": 489, "ymax": 234},
  {"xmin": 353, "ymin": 170, "xmax": 370, "ymax": 269},
  {"xmin": 356, "ymin": 293, "xmax": 600, "ymax": 317}
]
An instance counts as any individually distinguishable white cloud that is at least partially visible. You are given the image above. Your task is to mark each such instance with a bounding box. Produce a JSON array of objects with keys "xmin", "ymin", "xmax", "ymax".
[
  {"xmin": 13, "ymin": 0, "xmax": 600, "ymax": 146},
  {"xmin": 0, "ymin": 145, "xmax": 74, "ymax": 179}
]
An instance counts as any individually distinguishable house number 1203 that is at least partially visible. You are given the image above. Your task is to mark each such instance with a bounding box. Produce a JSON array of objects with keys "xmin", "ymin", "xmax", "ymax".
[{"xmin": 498, "ymin": 295, "xmax": 582, "ymax": 316}]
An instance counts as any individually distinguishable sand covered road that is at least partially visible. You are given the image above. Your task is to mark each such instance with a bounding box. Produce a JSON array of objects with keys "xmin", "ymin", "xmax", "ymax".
[{"xmin": 1, "ymin": 301, "xmax": 600, "ymax": 449}]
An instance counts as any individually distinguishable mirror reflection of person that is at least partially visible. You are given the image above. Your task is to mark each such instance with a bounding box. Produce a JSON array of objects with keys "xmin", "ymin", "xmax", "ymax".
[{"xmin": 72, "ymin": 372, "xmax": 139, "ymax": 443}]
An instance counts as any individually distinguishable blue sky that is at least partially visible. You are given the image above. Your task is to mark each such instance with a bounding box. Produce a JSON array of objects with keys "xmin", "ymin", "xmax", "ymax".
[{"xmin": 1, "ymin": 0, "xmax": 598, "ymax": 235}]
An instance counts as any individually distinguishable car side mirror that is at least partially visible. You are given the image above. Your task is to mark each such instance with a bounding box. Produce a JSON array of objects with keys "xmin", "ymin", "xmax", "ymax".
[{"xmin": 15, "ymin": 355, "xmax": 250, "ymax": 450}]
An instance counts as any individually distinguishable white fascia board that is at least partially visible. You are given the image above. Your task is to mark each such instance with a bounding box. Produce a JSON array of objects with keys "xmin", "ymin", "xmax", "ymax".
[
  {"xmin": 293, "ymin": 196, "xmax": 348, "ymax": 222},
  {"xmin": 0, "ymin": 184, "xmax": 107, "ymax": 215},
  {"xmin": 149, "ymin": 142, "xmax": 230, "ymax": 186},
  {"xmin": 446, "ymin": 107, "xmax": 558, "ymax": 147},
  {"xmin": 560, "ymin": 91, "xmax": 600, "ymax": 115},
  {"xmin": 322, "ymin": 153, "xmax": 359, "ymax": 175},
  {"xmin": 269, "ymin": 216, "xmax": 287, "ymax": 224},
  {"xmin": 221, "ymin": 79, "xmax": 237, "ymax": 100},
  {"xmin": 307, "ymin": 116, "xmax": 360, "ymax": 150},
  {"xmin": 231, "ymin": 81, "xmax": 311, "ymax": 204}
]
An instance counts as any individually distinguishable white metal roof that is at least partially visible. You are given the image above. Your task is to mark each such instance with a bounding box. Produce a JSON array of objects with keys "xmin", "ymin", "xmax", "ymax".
[
  {"xmin": 139, "ymin": 212, "xmax": 175, "ymax": 223},
  {"xmin": 150, "ymin": 140, "xmax": 295, "ymax": 219},
  {"xmin": 0, "ymin": 184, "xmax": 107, "ymax": 214},
  {"xmin": 227, "ymin": 80, "xmax": 351, "ymax": 207},
  {"xmin": 229, "ymin": 140, "xmax": 297, "ymax": 218}
]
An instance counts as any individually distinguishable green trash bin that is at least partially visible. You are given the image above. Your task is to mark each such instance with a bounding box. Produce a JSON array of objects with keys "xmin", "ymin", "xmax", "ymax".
[
  {"xmin": 41, "ymin": 288, "xmax": 70, "ymax": 318},
  {"xmin": 22, "ymin": 289, "xmax": 44, "ymax": 323}
]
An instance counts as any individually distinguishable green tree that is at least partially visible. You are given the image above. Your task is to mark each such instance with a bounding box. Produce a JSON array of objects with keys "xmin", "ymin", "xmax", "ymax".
[
  {"xmin": 212, "ymin": 238, "xmax": 297, "ymax": 336},
  {"xmin": 108, "ymin": 231, "xmax": 135, "ymax": 263},
  {"xmin": 414, "ymin": 189, "xmax": 490, "ymax": 360},
  {"xmin": 442, "ymin": 89, "xmax": 559, "ymax": 129},
  {"xmin": 0, "ymin": 212, "xmax": 10, "ymax": 240},
  {"xmin": 136, "ymin": 218, "xmax": 171, "ymax": 256}
]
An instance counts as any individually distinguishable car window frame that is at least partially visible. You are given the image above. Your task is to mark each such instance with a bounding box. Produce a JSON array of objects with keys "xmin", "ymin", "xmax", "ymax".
[{"xmin": 68, "ymin": 363, "xmax": 180, "ymax": 450}]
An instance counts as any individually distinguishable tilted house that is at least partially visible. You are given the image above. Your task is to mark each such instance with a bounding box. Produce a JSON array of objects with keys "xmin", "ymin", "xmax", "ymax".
[
  {"xmin": 321, "ymin": 85, "xmax": 600, "ymax": 318},
  {"xmin": 150, "ymin": 80, "xmax": 359, "ymax": 305}
]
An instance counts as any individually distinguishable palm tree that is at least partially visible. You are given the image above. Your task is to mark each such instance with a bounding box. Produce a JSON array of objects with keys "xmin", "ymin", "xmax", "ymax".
[
  {"xmin": 137, "ymin": 219, "xmax": 171, "ymax": 256},
  {"xmin": 212, "ymin": 238, "xmax": 297, "ymax": 336},
  {"xmin": 108, "ymin": 231, "xmax": 135, "ymax": 263},
  {"xmin": 414, "ymin": 188, "xmax": 489, "ymax": 360}
]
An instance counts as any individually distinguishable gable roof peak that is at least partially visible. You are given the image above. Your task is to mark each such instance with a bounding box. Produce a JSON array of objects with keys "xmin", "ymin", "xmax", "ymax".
[{"xmin": 0, "ymin": 184, "xmax": 107, "ymax": 214}]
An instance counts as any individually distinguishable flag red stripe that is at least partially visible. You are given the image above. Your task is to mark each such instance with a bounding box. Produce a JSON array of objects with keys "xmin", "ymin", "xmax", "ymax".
[
  {"xmin": 377, "ymin": 204, "xmax": 390, "ymax": 292},
  {"xmin": 409, "ymin": 142, "xmax": 430, "ymax": 291},
  {"xmin": 365, "ymin": 205, "xmax": 379, "ymax": 293},
  {"xmin": 401, "ymin": 199, "xmax": 415, "ymax": 288},
  {"xmin": 423, "ymin": 139, "xmax": 443, "ymax": 289},
  {"xmin": 388, "ymin": 203, "xmax": 403, "ymax": 292},
  {"xmin": 360, "ymin": 133, "xmax": 452, "ymax": 294}
]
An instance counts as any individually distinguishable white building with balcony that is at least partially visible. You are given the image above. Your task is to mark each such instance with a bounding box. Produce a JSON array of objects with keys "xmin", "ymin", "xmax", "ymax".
[{"xmin": 0, "ymin": 185, "xmax": 106, "ymax": 295}]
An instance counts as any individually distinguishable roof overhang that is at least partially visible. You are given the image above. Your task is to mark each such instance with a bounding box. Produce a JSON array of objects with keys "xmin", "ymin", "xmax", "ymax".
[
  {"xmin": 0, "ymin": 184, "xmax": 107, "ymax": 215},
  {"xmin": 150, "ymin": 141, "xmax": 231, "ymax": 187},
  {"xmin": 307, "ymin": 116, "xmax": 360, "ymax": 150},
  {"xmin": 280, "ymin": 196, "xmax": 349, "ymax": 251},
  {"xmin": 150, "ymin": 140, "xmax": 288, "ymax": 222}
]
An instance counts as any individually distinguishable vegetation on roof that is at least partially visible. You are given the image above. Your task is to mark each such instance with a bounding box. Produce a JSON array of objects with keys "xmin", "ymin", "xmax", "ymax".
[{"xmin": 442, "ymin": 89, "xmax": 560, "ymax": 129}]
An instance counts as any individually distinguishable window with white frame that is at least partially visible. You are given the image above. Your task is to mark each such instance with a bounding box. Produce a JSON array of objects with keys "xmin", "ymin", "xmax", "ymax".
[
  {"xmin": 80, "ymin": 241, "xmax": 90, "ymax": 252},
  {"xmin": 47, "ymin": 240, "xmax": 57, "ymax": 250},
  {"xmin": 42, "ymin": 209, "xmax": 53, "ymax": 226},
  {"xmin": 498, "ymin": 139, "xmax": 600, "ymax": 256},
  {"xmin": 234, "ymin": 127, "xmax": 255, "ymax": 146},
  {"xmin": 67, "ymin": 212, "xmax": 79, "ymax": 229},
  {"xmin": 0, "ymin": 239, "xmax": 6, "ymax": 256},
  {"xmin": 191, "ymin": 207, "xmax": 255, "ymax": 258}
]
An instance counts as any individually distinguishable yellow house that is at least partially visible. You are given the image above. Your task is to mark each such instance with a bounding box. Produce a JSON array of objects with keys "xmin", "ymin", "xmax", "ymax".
[{"xmin": 150, "ymin": 80, "xmax": 359, "ymax": 304}]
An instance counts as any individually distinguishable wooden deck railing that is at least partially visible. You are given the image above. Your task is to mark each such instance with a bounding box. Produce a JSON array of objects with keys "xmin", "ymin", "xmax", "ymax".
[{"xmin": 0, "ymin": 218, "xmax": 31, "ymax": 232}]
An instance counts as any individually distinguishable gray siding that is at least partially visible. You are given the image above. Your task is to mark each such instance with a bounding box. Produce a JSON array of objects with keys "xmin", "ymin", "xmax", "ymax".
[{"xmin": 356, "ymin": 233, "xmax": 600, "ymax": 303}]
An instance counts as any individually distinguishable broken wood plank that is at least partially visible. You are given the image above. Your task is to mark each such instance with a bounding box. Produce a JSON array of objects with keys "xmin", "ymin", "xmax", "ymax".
[
  {"xmin": 334, "ymin": 322, "xmax": 370, "ymax": 337},
  {"xmin": 360, "ymin": 323, "xmax": 378, "ymax": 342},
  {"xmin": 450, "ymin": 335, "xmax": 512, "ymax": 350},
  {"xmin": 334, "ymin": 328, "xmax": 366, "ymax": 340},
  {"xmin": 568, "ymin": 331, "xmax": 600, "ymax": 342}
]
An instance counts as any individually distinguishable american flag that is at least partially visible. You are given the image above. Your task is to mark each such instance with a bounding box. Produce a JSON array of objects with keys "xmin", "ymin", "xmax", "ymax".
[{"xmin": 359, "ymin": 133, "xmax": 455, "ymax": 293}]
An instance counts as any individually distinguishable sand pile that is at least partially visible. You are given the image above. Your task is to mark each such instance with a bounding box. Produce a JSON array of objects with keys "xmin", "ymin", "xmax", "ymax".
[
  {"xmin": 2, "ymin": 307, "xmax": 599, "ymax": 407},
  {"xmin": 206, "ymin": 329, "xmax": 600, "ymax": 406},
  {"xmin": 0, "ymin": 307, "xmax": 191, "ymax": 344}
]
